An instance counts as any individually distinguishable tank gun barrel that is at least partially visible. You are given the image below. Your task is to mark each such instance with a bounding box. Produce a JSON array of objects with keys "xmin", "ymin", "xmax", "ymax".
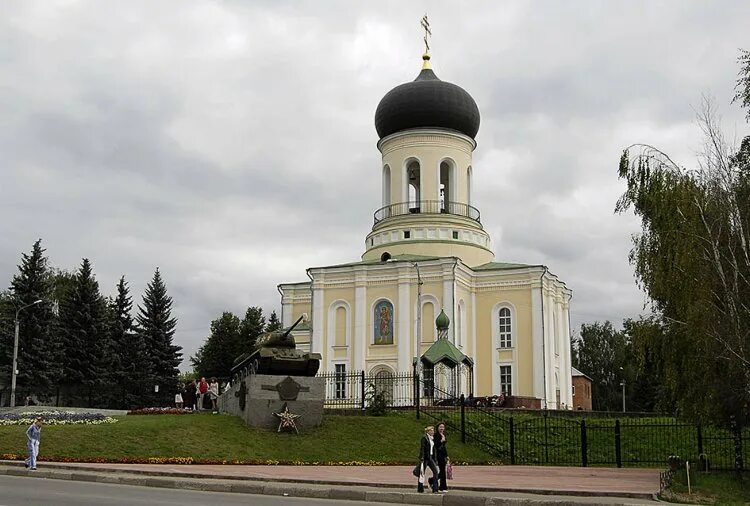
[{"xmin": 283, "ymin": 314, "xmax": 306, "ymax": 338}]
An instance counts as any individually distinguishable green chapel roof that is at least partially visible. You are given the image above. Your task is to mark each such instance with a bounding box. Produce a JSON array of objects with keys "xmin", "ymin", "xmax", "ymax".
[{"xmin": 421, "ymin": 338, "xmax": 474, "ymax": 367}]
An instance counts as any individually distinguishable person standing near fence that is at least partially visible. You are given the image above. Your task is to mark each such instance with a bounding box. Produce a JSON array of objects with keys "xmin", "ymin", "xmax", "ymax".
[
  {"xmin": 417, "ymin": 426, "xmax": 439, "ymax": 493},
  {"xmin": 24, "ymin": 417, "xmax": 42, "ymax": 470},
  {"xmin": 434, "ymin": 422, "xmax": 449, "ymax": 492},
  {"xmin": 197, "ymin": 377, "xmax": 209, "ymax": 411}
]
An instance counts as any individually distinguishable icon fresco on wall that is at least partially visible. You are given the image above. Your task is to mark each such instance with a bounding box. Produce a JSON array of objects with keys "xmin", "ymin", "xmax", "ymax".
[{"xmin": 374, "ymin": 300, "xmax": 394, "ymax": 345}]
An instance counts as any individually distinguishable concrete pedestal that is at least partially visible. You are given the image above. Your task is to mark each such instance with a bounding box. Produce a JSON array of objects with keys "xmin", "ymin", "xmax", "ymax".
[{"xmin": 220, "ymin": 374, "xmax": 324, "ymax": 432}]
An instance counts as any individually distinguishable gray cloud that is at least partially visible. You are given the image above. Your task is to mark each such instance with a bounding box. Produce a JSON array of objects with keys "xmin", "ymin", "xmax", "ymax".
[{"xmin": 1, "ymin": 0, "xmax": 748, "ymax": 365}]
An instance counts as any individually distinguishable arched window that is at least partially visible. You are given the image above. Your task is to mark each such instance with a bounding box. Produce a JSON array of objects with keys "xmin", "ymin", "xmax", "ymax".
[
  {"xmin": 440, "ymin": 160, "xmax": 456, "ymax": 213},
  {"xmin": 373, "ymin": 300, "xmax": 394, "ymax": 345},
  {"xmin": 373, "ymin": 367, "xmax": 394, "ymax": 405},
  {"xmin": 335, "ymin": 306, "xmax": 347, "ymax": 347},
  {"xmin": 498, "ymin": 308, "xmax": 512, "ymax": 348},
  {"xmin": 382, "ymin": 165, "xmax": 391, "ymax": 207},
  {"xmin": 406, "ymin": 160, "xmax": 421, "ymax": 212}
]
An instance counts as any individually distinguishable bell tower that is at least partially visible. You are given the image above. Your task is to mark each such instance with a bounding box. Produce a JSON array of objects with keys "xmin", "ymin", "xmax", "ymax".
[{"xmin": 362, "ymin": 19, "xmax": 493, "ymax": 267}]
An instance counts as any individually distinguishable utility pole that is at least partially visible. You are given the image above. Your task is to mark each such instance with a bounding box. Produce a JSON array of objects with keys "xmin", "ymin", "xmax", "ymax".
[{"xmin": 11, "ymin": 299, "xmax": 43, "ymax": 408}]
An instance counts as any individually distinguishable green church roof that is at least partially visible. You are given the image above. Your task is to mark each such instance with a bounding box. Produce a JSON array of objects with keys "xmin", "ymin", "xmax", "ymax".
[
  {"xmin": 421, "ymin": 338, "xmax": 474, "ymax": 367},
  {"xmin": 473, "ymin": 261, "xmax": 540, "ymax": 271}
]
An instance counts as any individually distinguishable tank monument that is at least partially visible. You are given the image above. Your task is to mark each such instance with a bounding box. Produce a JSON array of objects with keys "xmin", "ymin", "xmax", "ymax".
[{"xmin": 219, "ymin": 315, "xmax": 324, "ymax": 433}]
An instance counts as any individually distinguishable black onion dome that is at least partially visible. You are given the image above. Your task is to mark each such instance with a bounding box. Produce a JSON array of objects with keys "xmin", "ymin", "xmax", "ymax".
[{"xmin": 375, "ymin": 66, "xmax": 480, "ymax": 140}]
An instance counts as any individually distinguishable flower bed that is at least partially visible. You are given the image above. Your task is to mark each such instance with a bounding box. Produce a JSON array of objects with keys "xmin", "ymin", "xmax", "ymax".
[
  {"xmin": 0, "ymin": 411, "xmax": 117, "ymax": 426},
  {"xmin": 0, "ymin": 453, "xmax": 488, "ymax": 466},
  {"xmin": 127, "ymin": 408, "xmax": 194, "ymax": 415}
]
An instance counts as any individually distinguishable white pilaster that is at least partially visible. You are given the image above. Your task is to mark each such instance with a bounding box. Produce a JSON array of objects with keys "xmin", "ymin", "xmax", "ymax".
[
  {"xmin": 471, "ymin": 290, "xmax": 477, "ymax": 394},
  {"xmin": 354, "ymin": 271, "xmax": 367, "ymax": 372},
  {"xmin": 562, "ymin": 300, "xmax": 573, "ymax": 408},
  {"xmin": 398, "ymin": 270, "xmax": 411, "ymax": 373},
  {"xmin": 531, "ymin": 281, "xmax": 544, "ymax": 402},
  {"xmin": 311, "ymin": 279, "xmax": 324, "ymax": 361},
  {"xmin": 442, "ymin": 265, "xmax": 455, "ymax": 343},
  {"xmin": 282, "ymin": 301, "xmax": 293, "ymax": 327}
]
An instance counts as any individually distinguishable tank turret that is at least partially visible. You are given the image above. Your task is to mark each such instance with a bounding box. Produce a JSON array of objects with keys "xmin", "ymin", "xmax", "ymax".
[{"xmin": 232, "ymin": 314, "xmax": 321, "ymax": 377}]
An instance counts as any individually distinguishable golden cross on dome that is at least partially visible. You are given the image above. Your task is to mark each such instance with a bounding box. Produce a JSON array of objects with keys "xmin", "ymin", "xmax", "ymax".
[{"xmin": 421, "ymin": 14, "xmax": 431, "ymax": 54}]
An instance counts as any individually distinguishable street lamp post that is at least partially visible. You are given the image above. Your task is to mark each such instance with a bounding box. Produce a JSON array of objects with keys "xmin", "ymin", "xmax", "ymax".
[
  {"xmin": 11, "ymin": 299, "xmax": 43, "ymax": 408},
  {"xmin": 620, "ymin": 379, "xmax": 626, "ymax": 413},
  {"xmin": 412, "ymin": 262, "xmax": 423, "ymax": 377}
]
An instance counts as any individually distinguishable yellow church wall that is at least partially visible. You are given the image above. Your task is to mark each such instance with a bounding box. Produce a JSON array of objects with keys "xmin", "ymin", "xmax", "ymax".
[
  {"xmin": 363, "ymin": 240, "xmax": 493, "ymax": 268},
  {"xmin": 473, "ymin": 287, "xmax": 534, "ymax": 397}
]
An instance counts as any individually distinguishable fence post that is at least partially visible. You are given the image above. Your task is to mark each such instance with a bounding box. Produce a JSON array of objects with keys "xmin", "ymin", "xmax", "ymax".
[
  {"xmin": 361, "ymin": 371, "xmax": 366, "ymax": 411},
  {"xmin": 581, "ymin": 419, "xmax": 588, "ymax": 467},
  {"xmin": 510, "ymin": 416, "xmax": 516, "ymax": 465},
  {"xmin": 615, "ymin": 419, "xmax": 622, "ymax": 468},
  {"xmin": 544, "ymin": 412, "xmax": 549, "ymax": 464},
  {"xmin": 415, "ymin": 371, "xmax": 420, "ymax": 420},
  {"xmin": 460, "ymin": 394, "xmax": 466, "ymax": 444}
]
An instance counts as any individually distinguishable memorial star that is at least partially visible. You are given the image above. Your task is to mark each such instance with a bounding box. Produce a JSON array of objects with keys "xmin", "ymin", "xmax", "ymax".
[{"xmin": 273, "ymin": 403, "xmax": 302, "ymax": 433}]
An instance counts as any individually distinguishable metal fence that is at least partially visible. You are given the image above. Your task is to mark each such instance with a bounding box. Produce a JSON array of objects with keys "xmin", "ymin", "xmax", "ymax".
[{"xmin": 411, "ymin": 379, "xmax": 750, "ymax": 471}]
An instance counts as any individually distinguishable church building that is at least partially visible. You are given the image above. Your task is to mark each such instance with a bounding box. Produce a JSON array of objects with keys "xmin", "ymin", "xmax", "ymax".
[{"xmin": 278, "ymin": 30, "xmax": 573, "ymax": 409}]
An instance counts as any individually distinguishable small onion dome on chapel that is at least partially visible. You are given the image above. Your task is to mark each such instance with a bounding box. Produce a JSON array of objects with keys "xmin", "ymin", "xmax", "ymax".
[
  {"xmin": 374, "ymin": 52, "xmax": 480, "ymax": 140},
  {"xmin": 435, "ymin": 308, "xmax": 450, "ymax": 331}
]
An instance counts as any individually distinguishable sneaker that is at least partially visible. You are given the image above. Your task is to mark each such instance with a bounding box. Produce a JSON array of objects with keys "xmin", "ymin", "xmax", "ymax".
[{"xmin": 30, "ymin": 467, "xmax": 37, "ymax": 470}]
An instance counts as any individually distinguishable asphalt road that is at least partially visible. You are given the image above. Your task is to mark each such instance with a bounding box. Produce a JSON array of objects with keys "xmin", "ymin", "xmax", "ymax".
[{"xmin": 0, "ymin": 475, "xmax": 405, "ymax": 506}]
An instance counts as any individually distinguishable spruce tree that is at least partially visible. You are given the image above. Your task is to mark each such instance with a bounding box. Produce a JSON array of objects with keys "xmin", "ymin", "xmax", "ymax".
[
  {"xmin": 240, "ymin": 306, "xmax": 266, "ymax": 351},
  {"xmin": 58, "ymin": 259, "xmax": 109, "ymax": 405},
  {"xmin": 266, "ymin": 310, "xmax": 282, "ymax": 332},
  {"xmin": 190, "ymin": 312, "xmax": 242, "ymax": 378},
  {"xmin": 136, "ymin": 268, "xmax": 181, "ymax": 404},
  {"xmin": 6, "ymin": 240, "xmax": 60, "ymax": 397},
  {"xmin": 108, "ymin": 276, "xmax": 148, "ymax": 408}
]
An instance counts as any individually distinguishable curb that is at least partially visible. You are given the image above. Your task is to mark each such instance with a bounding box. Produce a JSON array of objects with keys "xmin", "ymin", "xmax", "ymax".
[
  {"xmin": 0, "ymin": 461, "xmax": 656, "ymax": 501},
  {"xmin": 0, "ymin": 464, "xmax": 656, "ymax": 505}
]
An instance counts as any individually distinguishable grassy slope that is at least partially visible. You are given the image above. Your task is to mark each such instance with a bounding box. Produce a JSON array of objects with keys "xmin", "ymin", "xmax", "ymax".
[
  {"xmin": 0, "ymin": 413, "xmax": 494, "ymax": 464},
  {"xmin": 665, "ymin": 471, "xmax": 750, "ymax": 505}
]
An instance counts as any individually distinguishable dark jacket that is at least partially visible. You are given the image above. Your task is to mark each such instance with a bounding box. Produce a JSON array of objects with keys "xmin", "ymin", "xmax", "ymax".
[
  {"xmin": 434, "ymin": 432, "xmax": 448, "ymax": 461},
  {"xmin": 419, "ymin": 434, "xmax": 437, "ymax": 462}
]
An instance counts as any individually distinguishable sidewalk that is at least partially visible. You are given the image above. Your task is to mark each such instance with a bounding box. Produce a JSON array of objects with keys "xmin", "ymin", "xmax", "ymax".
[{"xmin": 0, "ymin": 461, "xmax": 661, "ymax": 504}]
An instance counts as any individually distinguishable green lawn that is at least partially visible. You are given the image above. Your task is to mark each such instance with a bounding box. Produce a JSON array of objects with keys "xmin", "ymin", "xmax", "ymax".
[
  {"xmin": 663, "ymin": 470, "xmax": 750, "ymax": 505},
  {"xmin": 0, "ymin": 412, "xmax": 495, "ymax": 464}
]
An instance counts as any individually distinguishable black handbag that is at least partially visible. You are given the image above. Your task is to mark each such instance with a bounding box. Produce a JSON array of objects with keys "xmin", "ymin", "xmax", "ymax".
[{"xmin": 412, "ymin": 462, "xmax": 421, "ymax": 478}]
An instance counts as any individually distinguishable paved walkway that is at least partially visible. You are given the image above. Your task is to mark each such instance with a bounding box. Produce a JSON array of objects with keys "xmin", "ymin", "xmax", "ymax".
[{"xmin": 21, "ymin": 462, "xmax": 660, "ymax": 498}]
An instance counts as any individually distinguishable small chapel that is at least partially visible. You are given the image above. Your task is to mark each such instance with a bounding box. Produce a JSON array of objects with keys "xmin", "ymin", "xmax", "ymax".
[{"xmin": 278, "ymin": 24, "xmax": 573, "ymax": 409}]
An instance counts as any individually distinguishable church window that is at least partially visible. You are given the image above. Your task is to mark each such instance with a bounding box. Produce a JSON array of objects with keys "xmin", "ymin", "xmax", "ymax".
[
  {"xmin": 403, "ymin": 230, "xmax": 411, "ymax": 239},
  {"xmin": 373, "ymin": 300, "xmax": 394, "ymax": 345},
  {"xmin": 572, "ymin": 385, "xmax": 576, "ymax": 396},
  {"xmin": 373, "ymin": 368, "xmax": 394, "ymax": 405},
  {"xmin": 440, "ymin": 160, "xmax": 455, "ymax": 213},
  {"xmin": 407, "ymin": 160, "xmax": 421, "ymax": 212},
  {"xmin": 334, "ymin": 364, "xmax": 346, "ymax": 399},
  {"xmin": 335, "ymin": 306, "xmax": 347, "ymax": 347},
  {"xmin": 452, "ymin": 230, "xmax": 458, "ymax": 239},
  {"xmin": 499, "ymin": 365, "xmax": 512, "ymax": 395},
  {"xmin": 498, "ymin": 307, "xmax": 512, "ymax": 348},
  {"xmin": 382, "ymin": 165, "xmax": 391, "ymax": 207}
]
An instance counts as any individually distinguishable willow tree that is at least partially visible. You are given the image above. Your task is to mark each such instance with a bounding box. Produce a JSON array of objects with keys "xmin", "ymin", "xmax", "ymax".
[{"xmin": 616, "ymin": 96, "xmax": 750, "ymax": 431}]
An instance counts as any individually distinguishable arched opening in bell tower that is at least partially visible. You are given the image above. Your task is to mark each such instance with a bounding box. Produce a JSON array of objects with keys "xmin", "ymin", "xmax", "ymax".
[
  {"xmin": 406, "ymin": 159, "xmax": 421, "ymax": 213},
  {"xmin": 440, "ymin": 160, "xmax": 456, "ymax": 213},
  {"xmin": 382, "ymin": 164, "xmax": 391, "ymax": 208},
  {"xmin": 467, "ymin": 165, "xmax": 473, "ymax": 207}
]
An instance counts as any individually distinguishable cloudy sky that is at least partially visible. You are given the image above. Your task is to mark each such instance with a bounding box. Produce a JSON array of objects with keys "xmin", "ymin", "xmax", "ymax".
[{"xmin": 2, "ymin": 1, "xmax": 748, "ymax": 368}]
